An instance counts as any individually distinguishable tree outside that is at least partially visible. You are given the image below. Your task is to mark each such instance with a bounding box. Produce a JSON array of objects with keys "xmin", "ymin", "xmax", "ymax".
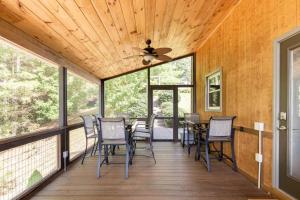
[{"xmin": 104, "ymin": 56, "xmax": 193, "ymax": 119}]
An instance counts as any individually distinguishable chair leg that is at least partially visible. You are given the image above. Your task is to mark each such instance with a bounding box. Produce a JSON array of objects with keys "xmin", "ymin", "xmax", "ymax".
[
  {"xmin": 231, "ymin": 140, "xmax": 237, "ymax": 171},
  {"xmin": 205, "ymin": 141, "xmax": 211, "ymax": 172},
  {"xmin": 133, "ymin": 140, "xmax": 136, "ymax": 156},
  {"xmin": 94, "ymin": 140, "xmax": 99, "ymax": 156},
  {"xmin": 91, "ymin": 138, "xmax": 96, "ymax": 156},
  {"xmin": 195, "ymin": 132, "xmax": 201, "ymax": 161},
  {"xmin": 105, "ymin": 145, "xmax": 109, "ymax": 165},
  {"xmin": 219, "ymin": 142, "xmax": 223, "ymax": 161},
  {"xmin": 97, "ymin": 143, "xmax": 102, "ymax": 178},
  {"xmin": 112, "ymin": 145, "xmax": 116, "ymax": 155},
  {"xmin": 150, "ymin": 142, "xmax": 156, "ymax": 164},
  {"xmin": 125, "ymin": 145, "xmax": 129, "ymax": 179},
  {"xmin": 129, "ymin": 142, "xmax": 134, "ymax": 165},
  {"xmin": 182, "ymin": 124, "xmax": 186, "ymax": 148},
  {"xmin": 187, "ymin": 128, "xmax": 191, "ymax": 155},
  {"xmin": 81, "ymin": 138, "xmax": 88, "ymax": 165}
]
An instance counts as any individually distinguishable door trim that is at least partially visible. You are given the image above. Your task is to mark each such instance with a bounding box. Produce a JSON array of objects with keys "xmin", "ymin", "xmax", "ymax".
[{"xmin": 273, "ymin": 26, "xmax": 300, "ymax": 199}]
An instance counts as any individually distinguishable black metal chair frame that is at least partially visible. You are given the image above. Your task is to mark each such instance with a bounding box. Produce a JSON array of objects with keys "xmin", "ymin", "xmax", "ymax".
[
  {"xmin": 182, "ymin": 113, "xmax": 200, "ymax": 155},
  {"xmin": 131, "ymin": 114, "xmax": 156, "ymax": 164},
  {"xmin": 80, "ymin": 115, "xmax": 98, "ymax": 165},
  {"xmin": 195, "ymin": 116, "xmax": 237, "ymax": 172},
  {"xmin": 96, "ymin": 117, "xmax": 130, "ymax": 179}
]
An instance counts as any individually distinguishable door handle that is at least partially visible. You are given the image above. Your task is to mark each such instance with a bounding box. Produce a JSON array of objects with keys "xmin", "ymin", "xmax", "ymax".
[{"xmin": 277, "ymin": 125, "xmax": 287, "ymax": 131}]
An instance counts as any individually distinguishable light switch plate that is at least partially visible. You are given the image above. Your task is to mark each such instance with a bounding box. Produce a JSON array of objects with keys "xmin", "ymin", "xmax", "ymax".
[
  {"xmin": 254, "ymin": 122, "xmax": 264, "ymax": 132},
  {"xmin": 63, "ymin": 151, "xmax": 68, "ymax": 158}
]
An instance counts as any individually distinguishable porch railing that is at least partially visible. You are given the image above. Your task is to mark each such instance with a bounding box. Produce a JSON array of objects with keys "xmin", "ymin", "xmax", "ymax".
[{"xmin": 0, "ymin": 123, "xmax": 85, "ymax": 200}]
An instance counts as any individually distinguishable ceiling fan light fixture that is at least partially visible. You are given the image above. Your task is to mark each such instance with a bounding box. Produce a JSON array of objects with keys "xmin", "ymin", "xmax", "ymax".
[
  {"xmin": 129, "ymin": 39, "xmax": 172, "ymax": 65},
  {"xmin": 144, "ymin": 54, "xmax": 155, "ymax": 62}
]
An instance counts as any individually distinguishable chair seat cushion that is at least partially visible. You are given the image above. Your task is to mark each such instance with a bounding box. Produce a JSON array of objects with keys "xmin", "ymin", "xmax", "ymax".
[
  {"xmin": 133, "ymin": 131, "xmax": 151, "ymax": 138},
  {"xmin": 101, "ymin": 139, "xmax": 127, "ymax": 145}
]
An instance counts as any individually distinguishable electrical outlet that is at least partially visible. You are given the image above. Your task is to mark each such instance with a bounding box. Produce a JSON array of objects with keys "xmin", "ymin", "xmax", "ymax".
[
  {"xmin": 255, "ymin": 153, "xmax": 263, "ymax": 163},
  {"xmin": 254, "ymin": 122, "xmax": 264, "ymax": 132}
]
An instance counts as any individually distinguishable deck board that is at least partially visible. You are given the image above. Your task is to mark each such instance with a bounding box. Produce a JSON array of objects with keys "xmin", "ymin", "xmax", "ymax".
[{"xmin": 32, "ymin": 142, "xmax": 271, "ymax": 200}]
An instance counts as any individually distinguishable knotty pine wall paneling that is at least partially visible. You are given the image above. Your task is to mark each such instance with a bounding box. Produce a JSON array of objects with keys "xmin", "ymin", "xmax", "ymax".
[{"xmin": 196, "ymin": 0, "xmax": 300, "ymax": 189}]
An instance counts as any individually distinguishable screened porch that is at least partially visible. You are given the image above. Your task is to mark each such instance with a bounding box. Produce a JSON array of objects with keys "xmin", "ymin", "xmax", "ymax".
[{"xmin": 1, "ymin": 0, "xmax": 300, "ymax": 200}]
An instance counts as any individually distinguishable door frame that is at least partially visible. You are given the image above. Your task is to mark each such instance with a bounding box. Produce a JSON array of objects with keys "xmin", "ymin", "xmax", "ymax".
[
  {"xmin": 273, "ymin": 26, "xmax": 300, "ymax": 198},
  {"xmin": 149, "ymin": 85, "xmax": 179, "ymax": 141}
]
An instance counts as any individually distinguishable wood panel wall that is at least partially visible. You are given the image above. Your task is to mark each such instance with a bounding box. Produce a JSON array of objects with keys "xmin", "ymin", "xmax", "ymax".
[{"xmin": 196, "ymin": 0, "xmax": 300, "ymax": 189}]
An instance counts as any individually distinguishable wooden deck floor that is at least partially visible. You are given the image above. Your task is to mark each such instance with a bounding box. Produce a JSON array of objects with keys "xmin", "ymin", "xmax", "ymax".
[{"xmin": 32, "ymin": 142, "xmax": 271, "ymax": 200}]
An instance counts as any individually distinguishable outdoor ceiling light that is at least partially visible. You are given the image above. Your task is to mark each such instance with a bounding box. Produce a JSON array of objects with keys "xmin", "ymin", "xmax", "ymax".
[{"xmin": 144, "ymin": 54, "xmax": 155, "ymax": 62}]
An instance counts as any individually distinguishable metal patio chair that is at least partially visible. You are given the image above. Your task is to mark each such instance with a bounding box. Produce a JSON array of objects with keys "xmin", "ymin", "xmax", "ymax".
[
  {"xmin": 80, "ymin": 115, "xmax": 98, "ymax": 164},
  {"xmin": 116, "ymin": 113, "xmax": 131, "ymax": 125},
  {"xmin": 96, "ymin": 118, "xmax": 130, "ymax": 178},
  {"xmin": 91, "ymin": 113, "xmax": 102, "ymax": 155},
  {"xmin": 182, "ymin": 113, "xmax": 200, "ymax": 155},
  {"xmin": 195, "ymin": 116, "xmax": 237, "ymax": 172},
  {"xmin": 132, "ymin": 114, "xmax": 156, "ymax": 164}
]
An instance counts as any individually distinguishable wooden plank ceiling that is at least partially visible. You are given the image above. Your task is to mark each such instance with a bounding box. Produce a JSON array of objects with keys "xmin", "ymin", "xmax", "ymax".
[{"xmin": 0, "ymin": 0, "xmax": 239, "ymax": 79}]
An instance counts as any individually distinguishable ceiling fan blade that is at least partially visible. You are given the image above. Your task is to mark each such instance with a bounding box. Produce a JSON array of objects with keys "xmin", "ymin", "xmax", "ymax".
[
  {"xmin": 154, "ymin": 47, "xmax": 172, "ymax": 55},
  {"xmin": 123, "ymin": 55, "xmax": 143, "ymax": 59},
  {"xmin": 142, "ymin": 59, "xmax": 151, "ymax": 65},
  {"xmin": 155, "ymin": 54, "xmax": 172, "ymax": 62},
  {"xmin": 132, "ymin": 47, "xmax": 147, "ymax": 53}
]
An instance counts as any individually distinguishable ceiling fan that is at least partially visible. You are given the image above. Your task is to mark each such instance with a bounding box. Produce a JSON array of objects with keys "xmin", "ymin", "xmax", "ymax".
[{"xmin": 125, "ymin": 39, "xmax": 172, "ymax": 65}]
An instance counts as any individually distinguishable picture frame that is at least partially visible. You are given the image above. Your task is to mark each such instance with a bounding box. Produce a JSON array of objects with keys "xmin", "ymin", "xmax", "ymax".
[{"xmin": 205, "ymin": 69, "xmax": 222, "ymax": 112}]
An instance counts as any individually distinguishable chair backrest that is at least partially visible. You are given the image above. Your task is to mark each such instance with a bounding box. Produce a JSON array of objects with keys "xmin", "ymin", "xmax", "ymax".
[
  {"xmin": 93, "ymin": 114, "xmax": 102, "ymax": 134},
  {"xmin": 99, "ymin": 118, "xmax": 126, "ymax": 141},
  {"xmin": 208, "ymin": 116, "xmax": 236, "ymax": 137},
  {"xmin": 149, "ymin": 114, "xmax": 157, "ymax": 136},
  {"xmin": 184, "ymin": 113, "xmax": 200, "ymax": 124},
  {"xmin": 116, "ymin": 113, "xmax": 130, "ymax": 124},
  {"xmin": 80, "ymin": 115, "xmax": 96, "ymax": 137}
]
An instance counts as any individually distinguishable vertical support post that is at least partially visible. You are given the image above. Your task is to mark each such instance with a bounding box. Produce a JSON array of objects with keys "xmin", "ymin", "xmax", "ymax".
[
  {"xmin": 59, "ymin": 67, "xmax": 68, "ymax": 171},
  {"xmin": 100, "ymin": 79, "xmax": 105, "ymax": 117},
  {"xmin": 147, "ymin": 68, "xmax": 150, "ymax": 120},
  {"xmin": 99, "ymin": 80, "xmax": 102, "ymax": 116},
  {"xmin": 192, "ymin": 53, "xmax": 197, "ymax": 112},
  {"xmin": 174, "ymin": 87, "xmax": 179, "ymax": 141}
]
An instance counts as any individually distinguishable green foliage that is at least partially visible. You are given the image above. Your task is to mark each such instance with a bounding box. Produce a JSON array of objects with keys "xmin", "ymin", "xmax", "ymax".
[
  {"xmin": 150, "ymin": 57, "xmax": 192, "ymax": 85},
  {"xmin": 67, "ymin": 72, "xmax": 99, "ymax": 124},
  {"xmin": 104, "ymin": 70, "xmax": 148, "ymax": 118},
  {"xmin": 27, "ymin": 170, "xmax": 43, "ymax": 188},
  {"xmin": 104, "ymin": 57, "xmax": 193, "ymax": 118},
  {"xmin": 161, "ymin": 102, "xmax": 173, "ymax": 117},
  {"xmin": 0, "ymin": 41, "xmax": 59, "ymax": 138},
  {"xmin": 0, "ymin": 40, "xmax": 99, "ymax": 139},
  {"xmin": 157, "ymin": 92, "xmax": 173, "ymax": 106}
]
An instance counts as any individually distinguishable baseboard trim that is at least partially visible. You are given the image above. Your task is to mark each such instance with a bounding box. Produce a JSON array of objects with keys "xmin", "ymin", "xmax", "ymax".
[
  {"xmin": 237, "ymin": 167, "xmax": 293, "ymax": 200},
  {"xmin": 270, "ymin": 188, "xmax": 294, "ymax": 200},
  {"xmin": 237, "ymin": 167, "xmax": 272, "ymax": 192}
]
